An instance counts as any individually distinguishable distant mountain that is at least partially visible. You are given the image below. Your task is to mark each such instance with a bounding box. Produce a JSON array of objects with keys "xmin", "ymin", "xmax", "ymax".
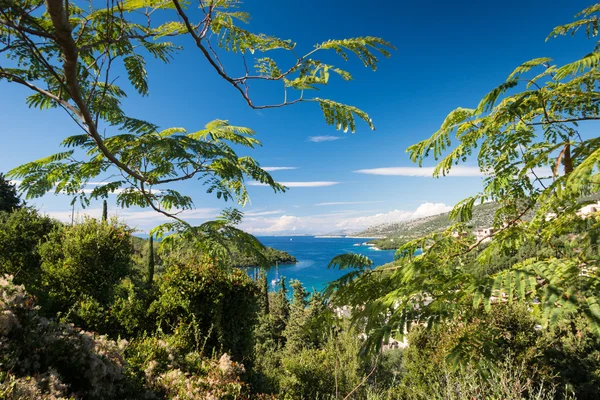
[{"xmin": 354, "ymin": 202, "xmax": 500, "ymax": 249}]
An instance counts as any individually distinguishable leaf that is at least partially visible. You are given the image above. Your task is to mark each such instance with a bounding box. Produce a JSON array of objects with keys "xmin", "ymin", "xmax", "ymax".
[
  {"xmin": 124, "ymin": 55, "xmax": 149, "ymax": 96},
  {"xmin": 314, "ymin": 98, "xmax": 374, "ymax": 132},
  {"xmin": 328, "ymin": 253, "xmax": 374, "ymax": 270}
]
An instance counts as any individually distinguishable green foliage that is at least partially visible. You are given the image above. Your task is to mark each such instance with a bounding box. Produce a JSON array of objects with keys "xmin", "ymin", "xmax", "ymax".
[
  {"xmin": 102, "ymin": 199, "xmax": 108, "ymax": 223},
  {"xmin": 278, "ymin": 322, "xmax": 364, "ymax": 399},
  {"xmin": 384, "ymin": 304, "xmax": 599, "ymax": 399},
  {"xmin": 0, "ymin": 208, "xmax": 58, "ymax": 289},
  {"xmin": 0, "ymin": 173, "xmax": 20, "ymax": 212},
  {"xmin": 0, "ymin": 274, "xmax": 255, "ymax": 399},
  {"xmin": 1, "ymin": 0, "xmax": 392, "ymax": 238},
  {"xmin": 150, "ymin": 261, "xmax": 259, "ymax": 360},
  {"xmin": 283, "ymin": 280, "xmax": 310, "ymax": 353},
  {"xmin": 268, "ymin": 277, "xmax": 290, "ymax": 345},
  {"xmin": 153, "ymin": 207, "xmax": 271, "ymax": 269},
  {"xmin": 231, "ymin": 246, "xmax": 297, "ymax": 268},
  {"xmin": 38, "ymin": 218, "xmax": 132, "ymax": 313},
  {"xmin": 328, "ymin": 4, "xmax": 600, "ymax": 352}
]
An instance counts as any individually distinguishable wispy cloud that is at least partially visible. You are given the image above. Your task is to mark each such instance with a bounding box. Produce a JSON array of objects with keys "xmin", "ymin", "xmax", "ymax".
[
  {"xmin": 308, "ymin": 135, "xmax": 343, "ymax": 143},
  {"xmin": 248, "ymin": 181, "xmax": 340, "ymax": 187},
  {"xmin": 354, "ymin": 166, "xmax": 484, "ymax": 177},
  {"xmin": 42, "ymin": 207, "xmax": 219, "ymax": 226},
  {"xmin": 261, "ymin": 167, "xmax": 298, "ymax": 172},
  {"xmin": 315, "ymin": 201, "xmax": 384, "ymax": 206},
  {"xmin": 245, "ymin": 210, "xmax": 285, "ymax": 217}
]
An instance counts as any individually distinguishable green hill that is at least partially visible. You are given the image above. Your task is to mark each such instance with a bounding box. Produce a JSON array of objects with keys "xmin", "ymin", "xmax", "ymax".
[{"xmin": 357, "ymin": 202, "xmax": 500, "ymax": 250}]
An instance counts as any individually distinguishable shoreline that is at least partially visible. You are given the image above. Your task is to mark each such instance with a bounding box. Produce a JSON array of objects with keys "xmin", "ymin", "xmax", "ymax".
[{"xmin": 314, "ymin": 235, "xmax": 387, "ymax": 239}]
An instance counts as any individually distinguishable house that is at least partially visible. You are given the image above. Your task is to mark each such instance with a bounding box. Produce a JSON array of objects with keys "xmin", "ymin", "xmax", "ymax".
[
  {"xmin": 474, "ymin": 227, "xmax": 495, "ymax": 243},
  {"xmin": 577, "ymin": 201, "xmax": 600, "ymax": 218}
]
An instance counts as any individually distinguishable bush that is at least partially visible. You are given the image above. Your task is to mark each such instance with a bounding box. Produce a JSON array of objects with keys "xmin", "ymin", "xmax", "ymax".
[
  {"xmin": 126, "ymin": 335, "xmax": 251, "ymax": 399},
  {"xmin": 150, "ymin": 261, "xmax": 259, "ymax": 360},
  {"xmin": 0, "ymin": 208, "xmax": 58, "ymax": 290},
  {"xmin": 0, "ymin": 275, "xmax": 145, "ymax": 399},
  {"xmin": 388, "ymin": 303, "xmax": 586, "ymax": 399},
  {"xmin": 38, "ymin": 217, "xmax": 132, "ymax": 313}
]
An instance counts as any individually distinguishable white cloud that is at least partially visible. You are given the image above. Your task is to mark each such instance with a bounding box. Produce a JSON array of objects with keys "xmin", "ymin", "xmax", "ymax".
[
  {"xmin": 241, "ymin": 202, "xmax": 453, "ymax": 235},
  {"xmin": 334, "ymin": 202, "xmax": 452, "ymax": 231},
  {"xmin": 261, "ymin": 167, "xmax": 298, "ymax": 172},
  {"xmin": 308, "ymin": 135, "xmax": 343, "ymax": 143},
  {"xmin": 41, "ymin": 207, "xmax": 219, "ymax": 226},
  {"xmin": 248, "ymin": 181, "xmax": 340, "ymax": 187},
  {"xmin": 354, "ymin": 166, "xmax": 484, "ymax": 177},
  {"xmin": 245, "ymin": 210, "xmax": 285, "ymax": 217},
  {"xmin": 315, "ymin": 201, "xmax": 384, "ymax": 206}
]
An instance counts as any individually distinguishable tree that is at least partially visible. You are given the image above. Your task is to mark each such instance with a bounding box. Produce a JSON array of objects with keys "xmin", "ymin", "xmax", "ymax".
[
  {"xmin": 283, "ymin": 279, "xmax": 309, "ymax": 352},
  {"xmin": 0, "ymin": 173, "xmax": 20, "ymax": 212},
  {"xmin": 269, "ymin": 277, "xmax": 290, "ymax": 345},
  {"xmin": 328, "ymin": 4, "xmax": 600, "ymax": 352},
  {"xmin": 102, "ymin": 199, "xmax": 108, "ymax": 223},
  {"xmin": 0, "ymin": 0, "xmax": 392, "ymax": 256}
]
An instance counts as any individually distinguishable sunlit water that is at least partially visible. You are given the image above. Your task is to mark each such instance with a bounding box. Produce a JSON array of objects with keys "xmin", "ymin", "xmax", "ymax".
[{"xmin": 246, "ymin": 236, "xmax": 396, "ymax": 292}]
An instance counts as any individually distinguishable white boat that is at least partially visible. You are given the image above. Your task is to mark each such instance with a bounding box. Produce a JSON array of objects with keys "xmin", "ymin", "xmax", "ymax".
[{"xmin": 270, "ymin": 261, "xmax": 280, "ymax": 288}]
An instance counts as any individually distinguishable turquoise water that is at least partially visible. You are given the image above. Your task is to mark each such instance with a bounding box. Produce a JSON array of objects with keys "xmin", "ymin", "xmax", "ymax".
[{"xmin": 249, "ymin": 236, "xmax": 397, "ymax": 292}]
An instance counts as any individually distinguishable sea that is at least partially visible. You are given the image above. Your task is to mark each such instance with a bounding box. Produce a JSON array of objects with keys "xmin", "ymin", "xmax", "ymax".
[{"xmin": 248, "ymin": 236, "xmax": 397, "ymax": 292}]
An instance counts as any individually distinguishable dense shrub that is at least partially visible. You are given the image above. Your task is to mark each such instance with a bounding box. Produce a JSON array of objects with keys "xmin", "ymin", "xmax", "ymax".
[
  {"xmin": 150, "ymin": 261, "xmax": 260, "ymax": 360},
  {"xmin": 127, "ymin": 335, "xmax": 252, "ymax": 399},
  {"xmin": 0, "ymin": 275, "xmax": 144, "ymax": 399},
  {"xmin": 38, "ymin": 218, "xmax": 132, "ymax": 314},
  {"xmin": 278, "ymin": 325, "xmax": 364, "ymax": 399},
  {"xmin": 0, "ymin": 208, "xmax": 58, "ymax": 289},
  {"xmin": 388, "ymin": 303, "xmax": 589, "ymax": 399}
]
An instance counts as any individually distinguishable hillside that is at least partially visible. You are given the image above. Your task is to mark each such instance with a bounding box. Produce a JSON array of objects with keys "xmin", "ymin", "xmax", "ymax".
[{"xmin": 356, "ymin": 202, "xmax": 500, "ymax": 249}]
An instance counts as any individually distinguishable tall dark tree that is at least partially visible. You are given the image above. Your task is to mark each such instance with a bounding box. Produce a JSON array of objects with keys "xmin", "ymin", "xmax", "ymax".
[
  {"xmin": 284, "ymin": 280, "xmax": 310, "ymax": 352},
  {"xmin": 0, "ymin": 173, "xmax": 21, "ymax": 212},
  {"xmin": 102, "ymin": 200, "xmax": 108, "ymax": 223}
]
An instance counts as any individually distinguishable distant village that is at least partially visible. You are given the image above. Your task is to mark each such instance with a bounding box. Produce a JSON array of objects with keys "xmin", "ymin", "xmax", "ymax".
[{"xmin": 452, "ymin": 200, "xmax": 600, "ymax": 244}]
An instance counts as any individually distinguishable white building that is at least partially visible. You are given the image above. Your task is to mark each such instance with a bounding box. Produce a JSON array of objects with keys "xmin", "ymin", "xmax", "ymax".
[
  {"xmin": 474, "ymin": 227, "xmax": 495, "ymax": 243},
  {"xmin": 577, "ymin": 201, "xmax": 600, "ymax": 218}
]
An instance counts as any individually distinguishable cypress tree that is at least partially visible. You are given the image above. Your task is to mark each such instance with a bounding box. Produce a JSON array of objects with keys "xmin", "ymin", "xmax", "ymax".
[
  {"xmin": 284, "ymin": 279, "xmax": 310, "ymax": 352},
  {"xmin": 102, "ymin": 200, "xmax": 108, "ymax": 223}
]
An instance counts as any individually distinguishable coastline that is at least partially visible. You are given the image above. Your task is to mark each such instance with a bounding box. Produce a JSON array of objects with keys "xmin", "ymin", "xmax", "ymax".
[{"xmin": 314, "ymin": 235, "xmax": 387, "ymax": 239}]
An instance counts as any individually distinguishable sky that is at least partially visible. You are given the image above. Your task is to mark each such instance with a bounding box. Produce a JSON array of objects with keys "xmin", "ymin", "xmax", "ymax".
[{"xmin": 0, "ymin": 0, "xmax": 595, "ymax": 235}]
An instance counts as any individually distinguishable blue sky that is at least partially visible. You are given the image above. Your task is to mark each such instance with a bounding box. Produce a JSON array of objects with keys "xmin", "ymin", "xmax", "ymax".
[{"xmin": 0, "ymin": 0, "xmax": 595, "ymax": 234}]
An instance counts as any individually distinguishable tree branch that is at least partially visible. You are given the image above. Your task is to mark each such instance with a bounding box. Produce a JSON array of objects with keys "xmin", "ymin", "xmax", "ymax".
[{"xmin": 45, "ymin": 0, "xmax": 148, "ymax": 183}]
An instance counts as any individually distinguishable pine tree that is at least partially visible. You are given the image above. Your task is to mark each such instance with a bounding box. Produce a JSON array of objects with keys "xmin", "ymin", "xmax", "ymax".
[
  {"xmin": 0, "ymin": 173, "xmax": 21, "ymax": 212},
  {"xmin": 102, "ymin": 200, "xmax": 108, "ymax": 223},
  {"xmin": 284, "ymin": 279, "xmax": 310, "ymax": 352}
]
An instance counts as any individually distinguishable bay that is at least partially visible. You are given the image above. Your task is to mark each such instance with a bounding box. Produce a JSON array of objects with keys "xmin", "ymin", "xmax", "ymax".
[{"xmin": 248, "ymin": 236, "xmax": 397, "ymax": 292}]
